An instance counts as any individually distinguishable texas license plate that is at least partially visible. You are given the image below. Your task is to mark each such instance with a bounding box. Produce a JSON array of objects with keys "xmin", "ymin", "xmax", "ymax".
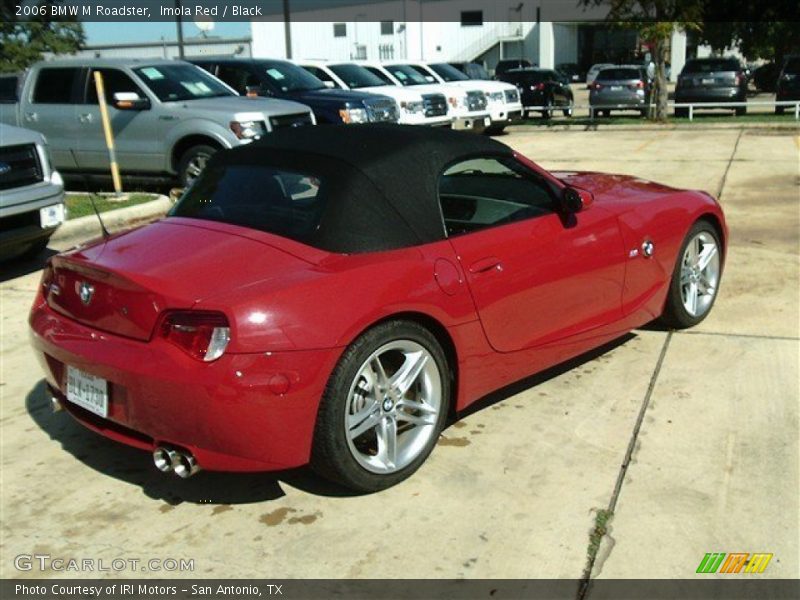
[
  {"xmin": 702, "ymin": 78, "xmax": 714, "ymax": 84},
  {"xmin": 610, "ymin": 85, "xmax": 623, "ymax": 91},
  {"xmin": 40, "ymin": 204, "xmax": 65, "ymax": 229},
  {"xmin": 484, "ymin": 116, "xmax": 491, "ymax": 127},
  {"xmin": 66, "ymin": 366, "xmax": 108, "ymax": 418}
]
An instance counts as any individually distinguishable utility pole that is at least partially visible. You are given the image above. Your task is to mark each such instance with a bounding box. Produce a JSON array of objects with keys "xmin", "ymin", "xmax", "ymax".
[
  {"xmin": 283, "ymin": 0, "xmax": 292, "ymax": 58},
  {"xmin": 175, "ymin": 0, "xmax": 185, "ymax": 59}
]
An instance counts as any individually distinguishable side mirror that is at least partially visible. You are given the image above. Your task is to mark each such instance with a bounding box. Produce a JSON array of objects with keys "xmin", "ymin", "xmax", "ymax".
[
  {"xmin": 561, "ymin": 187, "xmax": 594, "ymax": 213},
  {"xmin": 112, "ymin": 92, "xmax": 149, "ymax": 110},
  {"xmin": 323, "ymin": 81, "xmax": 336, "ymax": 89}
]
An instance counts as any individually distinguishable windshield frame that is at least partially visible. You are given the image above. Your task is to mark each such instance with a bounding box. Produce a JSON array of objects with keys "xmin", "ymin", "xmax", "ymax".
[
  {"xmin": 429, "ymin": 63, "xmax": 470, "ymax": 82},
  {"xmin": 383, "ymin": 64, "xmax": 432, "ymax": 87},
  {"xmin": 133, "ymin": 63, "xmax": 235, "ymax": 102},
  {"xmin": 257, "ymin": 60, "xmax": 326, "ymax": 93},
  {"xmin": 329, "ymin": 63, "xmax": 386, "ymax": 89}
]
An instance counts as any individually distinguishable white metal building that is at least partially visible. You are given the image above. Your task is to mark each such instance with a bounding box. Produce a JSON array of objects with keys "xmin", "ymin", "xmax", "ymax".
[{"xmin": 251, "ymin": 1, "xmax": 691, "ymax": 81}]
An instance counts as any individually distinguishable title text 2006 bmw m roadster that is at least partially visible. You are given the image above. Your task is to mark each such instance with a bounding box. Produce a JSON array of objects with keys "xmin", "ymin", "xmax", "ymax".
[{"xmin": 30, "ymin": 125, "xmax": 726, "ymax": 492}]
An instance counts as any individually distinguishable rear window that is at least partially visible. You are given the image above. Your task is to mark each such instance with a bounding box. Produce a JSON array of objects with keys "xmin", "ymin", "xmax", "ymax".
[
  {"xmin": 32, "ymin": 68, "xmax": 81, "ymax": 103},
  {"xmin": 683, "ymin": 59, "xmax": 740, "ymax": 74},
  {"xmin": 171, "ymin": 165, "xmax": 327, "ymax": 245},
  {"xmin": 784, "ymin": 57, "xmax": 800, "ymax": 74},
  {"xmin": 596, "ymin": 68, "xmax": 641, "ymax": 81},
  {"xmin": 507, "ymin": 70, "xmax": 550, "ymax": 84}
]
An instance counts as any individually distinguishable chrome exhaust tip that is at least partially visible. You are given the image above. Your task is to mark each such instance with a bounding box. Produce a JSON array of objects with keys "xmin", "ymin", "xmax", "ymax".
[
  {"xmin": 51, "ymin": 395, "xmax": 63, "ymax": 413},
  {"xmin": 153, "ymin": 447, "xmax": 177, "ymax": 473},
  {"xmin": 173, "ymin": 452, "xmax": 200, "ymax": 479}
]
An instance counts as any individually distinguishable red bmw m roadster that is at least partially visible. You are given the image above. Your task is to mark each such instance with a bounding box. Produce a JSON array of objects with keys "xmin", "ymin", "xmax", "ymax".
[{"xmin": 30, "ymin": 125, "xmax": 726, "ymax": 492}]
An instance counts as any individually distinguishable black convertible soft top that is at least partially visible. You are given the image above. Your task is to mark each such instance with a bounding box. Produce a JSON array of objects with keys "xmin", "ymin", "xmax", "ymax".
[{"xmin": 206, "ymin": 124, "xmax": 515, "ymax": 253}]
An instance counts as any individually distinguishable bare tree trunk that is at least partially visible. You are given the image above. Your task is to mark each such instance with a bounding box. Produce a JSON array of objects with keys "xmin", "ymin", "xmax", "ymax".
[{"xmin": 653, "ymin": 33, "xmax": 670, "ymax": 121}]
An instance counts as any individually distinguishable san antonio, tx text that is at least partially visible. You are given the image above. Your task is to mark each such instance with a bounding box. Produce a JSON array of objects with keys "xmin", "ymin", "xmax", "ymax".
[{"xmin": 15, "ymin": 584, "xmax": 281, "ymax": 596}]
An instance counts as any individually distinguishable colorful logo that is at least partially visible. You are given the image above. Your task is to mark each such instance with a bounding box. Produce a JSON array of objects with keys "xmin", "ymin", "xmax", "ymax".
[{"xmin": 696, "ymin": 552, "xmax": 773, "ymax": 574}]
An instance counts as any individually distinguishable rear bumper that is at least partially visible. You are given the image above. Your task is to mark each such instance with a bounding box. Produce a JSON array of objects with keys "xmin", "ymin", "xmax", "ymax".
[
  {"xmin": 29, "ymin": 299, "xmax": 342, "ymax": 472},
  {"xmin": 590, "ymin": 93, "xmax": 647, "ymax": 109},
  {"xmin": 674, "ymin": 88, "xmax": 745, "ymax": 105},
  {"xmin": 776, "ymin": 88, "xmax": 800, "ymax": 102}
]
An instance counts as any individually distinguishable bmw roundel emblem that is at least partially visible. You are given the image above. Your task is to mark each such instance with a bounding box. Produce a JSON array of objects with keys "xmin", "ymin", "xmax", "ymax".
[{"xmin": 78, "ymin": 281, "xmax": 94, "ymax": 306}]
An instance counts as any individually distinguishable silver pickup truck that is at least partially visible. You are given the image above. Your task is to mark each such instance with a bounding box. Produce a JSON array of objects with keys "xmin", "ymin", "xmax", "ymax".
[
  {"xmin": 0, "ymin": 59, "xmax": 315, "ymax": 186},
  {"xmin": 0, "ymin": 123, "xmax": 65, "ymax": 260}
]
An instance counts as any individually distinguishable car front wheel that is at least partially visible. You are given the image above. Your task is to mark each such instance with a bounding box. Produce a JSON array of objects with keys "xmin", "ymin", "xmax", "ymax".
[
  {"xmin": 311, "ymin": 320, "xmax": 451, "ymax": 492},
  {"xmin": 178, "ymin": 144, "xmax": 218, "ymax": 187},
  {"xmin": 661, "ymin": 221, "xmax": 722, "ymax": 329}
]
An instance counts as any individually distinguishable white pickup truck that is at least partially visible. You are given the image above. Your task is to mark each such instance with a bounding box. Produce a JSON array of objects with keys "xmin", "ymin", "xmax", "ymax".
[
  {"xmin": 355, "ymin": 61, "xmax": 491, "ymax": 132},
  {"xmin": 0, "ymin": 59, "xmax": 315, "ymax": 186},
  {"xmin": 298, "ymin": 61, "xmax": 453, "ymax": 127}
]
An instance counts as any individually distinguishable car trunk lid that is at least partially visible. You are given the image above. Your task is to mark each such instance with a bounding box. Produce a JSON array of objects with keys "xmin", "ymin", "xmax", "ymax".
[{"xmin": 46, "ymin": 219, "xmax": 320, "ymax": 341}]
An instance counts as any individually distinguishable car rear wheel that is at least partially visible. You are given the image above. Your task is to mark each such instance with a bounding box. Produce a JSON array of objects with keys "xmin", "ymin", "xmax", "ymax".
[
  {"xmin": 735, "ymin": 106, "xmax": 747, "ymax": 116},
  {"xmin": 675, "ymin": 107, "xmax": 689, "ymax": 118},
  {"xmin": 178, "ymin": 144, "xmax": 218, "ymax": 187},
  {"xmin": 775, "ymin": 106, "xmax": 785, "ymax": 115},
  {"xmin": 311, "ymin": 320, "xmax": 450, "ymax": 492},
  {"xmin": 661, "ymin": 221, "xmax": 722, "ymax": 329}
]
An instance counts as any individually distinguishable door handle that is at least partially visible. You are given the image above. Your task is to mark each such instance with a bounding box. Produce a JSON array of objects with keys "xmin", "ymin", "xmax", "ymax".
[
  {"xmin": 468, "ymin": 257, "xmax": 503, "ymax": 274},
  {"xmin": 24, "ymin": 112, "xmax": 37, "ymax": 122},
  {"xmin": 79, "ymin": 113, "xmax": 93, "ymax": 123}
]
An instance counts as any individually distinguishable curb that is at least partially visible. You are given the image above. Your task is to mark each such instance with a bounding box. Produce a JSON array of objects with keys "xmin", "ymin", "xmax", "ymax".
[{"xmin": 52, "ymin": 196, "xmax": 172, "ymax": 245}]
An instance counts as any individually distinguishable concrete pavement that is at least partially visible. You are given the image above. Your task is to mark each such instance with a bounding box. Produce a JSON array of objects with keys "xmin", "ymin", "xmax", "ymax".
[{"xmin": 0, "ymin": 125, "xmax": 797, "ymax": 586}]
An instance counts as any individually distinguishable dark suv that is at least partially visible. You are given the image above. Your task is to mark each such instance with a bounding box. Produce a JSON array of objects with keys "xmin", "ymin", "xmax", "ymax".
[
  {"xmin": 674, "ymin": 57, "xmax": 748, "ymax": 117},
  {"xmin": 494, "ymin": 59, "xmax": 533, "ymax": 79},
  {"xmin": 497, "ymin": 68, "xmax": 573, "ymax": 118},
  {"xmin": 191, "ymin": 57, "xmax": 399, "ymax": 125},
  {"xmin": 776, "ymin": 56, "xmax": 800, "ymax": 114}
]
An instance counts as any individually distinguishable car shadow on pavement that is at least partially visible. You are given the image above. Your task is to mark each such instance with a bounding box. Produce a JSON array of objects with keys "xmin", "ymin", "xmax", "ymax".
[
  {"xmin": 25, "ymin": 380, "xmax": 364, "ymax": 504},
  {"xmin": 1, "ymin": 248, "xmax": 57, "ymax": 283},
  {"xmin": 24, "ymin": 334, "xmax": 638, "ymax": 504},
  {"xmin": 454, "ymin": 332, "xmax": 636, "ymax": 422}
]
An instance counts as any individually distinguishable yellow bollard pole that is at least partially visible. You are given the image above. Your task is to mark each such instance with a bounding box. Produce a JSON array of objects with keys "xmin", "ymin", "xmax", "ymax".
[{"xmin": 93, "ymin": 71, "xmax": 123, "ymax": 197}]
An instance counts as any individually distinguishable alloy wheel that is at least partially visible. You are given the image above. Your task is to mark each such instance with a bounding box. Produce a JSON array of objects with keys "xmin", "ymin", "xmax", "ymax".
[
  {"xmin": 345, "ymin": 340, "xmax": 442, "ymax": 474},
  {"xmin": 680, "ymin": 231, "xmax": 720, "ymax": 317}
]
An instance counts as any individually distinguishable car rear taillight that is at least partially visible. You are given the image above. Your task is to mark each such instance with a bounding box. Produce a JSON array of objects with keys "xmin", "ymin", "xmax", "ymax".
[
  {"xmin": 531, "ymin": 83, "xmax": 546, "ymax": 91},
  {"xmin": 38, "ymin": 261, "xmax": 55, "ymax": 305},
  {"xmin": 160, "ymin": 311, "xmax": 231, "ymax": 362},
  {"xmin": 636, "ymin": 80, "xmax": 645, "ymax": 89},
  {"xmin": 735, "ymin": 73, "xmax": 742, "ymax": 85},
  {"xmin": 592, "ymin": 82, "xmax": 603, "ymax": 91}
]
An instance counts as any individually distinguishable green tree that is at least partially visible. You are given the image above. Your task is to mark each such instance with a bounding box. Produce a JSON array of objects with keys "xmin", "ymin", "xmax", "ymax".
[
  {"xmin": 0, "ymin": 1, "xmax": 85, "ymax": 73},
  {"xmin": 581, "ymin": 1, "xmax": 704, "ymax": 121},
  {"xmin": 700, "ymin": 1, "xmax": 800, "ymax": 66}
]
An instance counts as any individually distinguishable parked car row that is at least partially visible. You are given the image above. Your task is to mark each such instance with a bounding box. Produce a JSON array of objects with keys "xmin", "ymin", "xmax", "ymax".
[
  {"xmin": 298, "ymin": 59, "xmax": 522, "ymax": 134},
  {"xmin": 0, "ymin": 56, "xmax": 526, "ymax": 194}
]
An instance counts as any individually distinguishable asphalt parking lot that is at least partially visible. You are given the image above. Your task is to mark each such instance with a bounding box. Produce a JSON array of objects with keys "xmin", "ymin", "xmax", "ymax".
[{"xmin": 1, "ymin": 124, "xmax": 798, "ymax": 583}]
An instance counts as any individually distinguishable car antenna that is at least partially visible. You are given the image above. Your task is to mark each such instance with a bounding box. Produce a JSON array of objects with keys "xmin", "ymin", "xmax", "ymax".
[
  {"xmin": 88, "ymin": 193, "xmax": 111, "ymax": 238},
  {"xmin": 80, "ymin": 174, "xmax": 111, "ymax": 239}
]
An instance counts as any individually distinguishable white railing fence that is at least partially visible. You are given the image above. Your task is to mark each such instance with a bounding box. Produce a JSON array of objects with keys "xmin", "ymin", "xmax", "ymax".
[{"xmin": 520, "ymin": 100, "xmax": 800, "ymax": 121}]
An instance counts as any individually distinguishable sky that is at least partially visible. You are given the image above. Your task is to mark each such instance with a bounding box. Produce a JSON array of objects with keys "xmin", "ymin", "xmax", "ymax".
[{"xmin": 83, "ymin": 22, "xmax": 251, "ymax": 45}]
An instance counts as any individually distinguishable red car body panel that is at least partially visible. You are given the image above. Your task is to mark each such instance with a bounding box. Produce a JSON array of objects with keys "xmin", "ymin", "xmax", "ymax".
[{"xmin": 29, "ymin": 150, "xmax": 727, "ymax": 473}]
